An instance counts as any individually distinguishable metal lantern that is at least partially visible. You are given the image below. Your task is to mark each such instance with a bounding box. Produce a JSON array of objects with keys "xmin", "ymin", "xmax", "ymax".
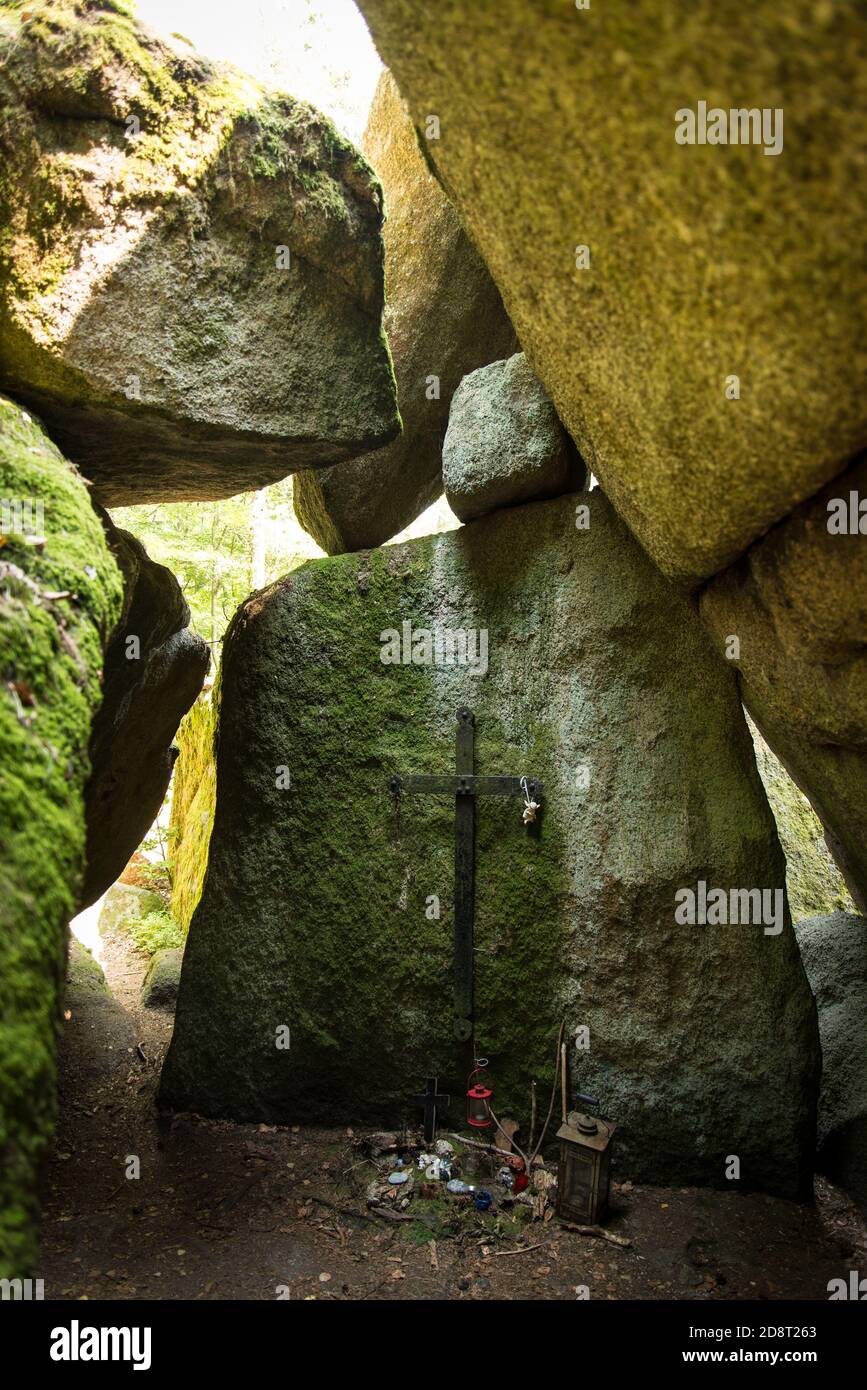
[
  {"xmin": 466, "ymin": 1059, "xmax": 493, "ymax": 1128},
  {"xmin": 556, "ymin": 1093, "xmax": 616, "ymax": 1224}
]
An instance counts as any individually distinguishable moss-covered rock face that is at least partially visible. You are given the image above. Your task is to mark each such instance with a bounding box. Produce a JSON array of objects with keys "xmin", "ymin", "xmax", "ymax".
[
  {"xmin": 80, "ymin": 512, "xmax": 210, "ymax": 909},
  {"xmin": 161, "ymin": 491, "xmax": 818, "ymax": 1196},
  {"xmin": 168, "ymin": 694, "xmax": 216, "ymax": 932},
  {"xmin": 795, "ymin": 914, "xmax": 867, "ymax": 1215},
  {"xmin": 141, "ymin": 946, "xmax": 182, "ymax": 1010},
  {"xmin": 0, "ymin": 394, "xmax": 122, "ymax": 1276},
  {"xmin": 750, "ymin": 718, "xmax": 854, "ymax": 923},
  {"xmin": 701, "ymin": 455, "xmax": 867, "ymax": 914},
  {"xmin": 0, "ymin": 0, "xmax": 399, "ymax": 505},
  {"xmin": 294, "ymin": 70, "xmax": 516, "ymax": 553},
  {"xmin": 356, "ymin": 0, "xmax": 867, "ymax": 586}
]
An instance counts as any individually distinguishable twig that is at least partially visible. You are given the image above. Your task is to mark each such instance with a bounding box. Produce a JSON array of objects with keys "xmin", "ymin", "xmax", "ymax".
[
  {"xmin": 560, "ymin": 1043, "xmax": 568, "ymax": 1124},
  {"xmin": 529, "ymin": 1021, "xmax": 565, "ymax": 1166},
  {"xmin": 492, "ymin": 1242, "xmax": 544, "ymax": 1257},
  {"xmin": 559, "ymin": 1222, "xmax": 632, "ymax": 1248},
  {"xmin": 447, "ymin": 1132, "xmax": 518, "ymax": 1161},
  {"xmin": 529, "ymin": 1080, "xmax": 537, "ymax": 1156},
  {"xmin": 309, "ymin": 1195, "xmax": 378, "ymax": 1224}
]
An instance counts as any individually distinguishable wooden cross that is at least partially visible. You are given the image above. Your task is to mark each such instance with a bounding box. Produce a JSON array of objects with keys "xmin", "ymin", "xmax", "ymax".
[
  {"xmin": 413, "ymin": 1076, "xmax": 450, "ymax": 1145},
  {"xmin": 389, "ymin": 708, "xmax": 543, "ymax": 1042}
]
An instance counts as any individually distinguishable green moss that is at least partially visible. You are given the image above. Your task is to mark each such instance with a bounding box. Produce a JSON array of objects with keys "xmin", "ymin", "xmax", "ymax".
[
  {"xmin": 168, "ymin": 693, "xmax": 216, "ymax": 932},
  {"xmin": 0, "ymin": 394, "xmax": 122, "ymax": 1276},
  {"xmin": 750, "ymin": 716, "xmax": 854, "ymax": 921}
]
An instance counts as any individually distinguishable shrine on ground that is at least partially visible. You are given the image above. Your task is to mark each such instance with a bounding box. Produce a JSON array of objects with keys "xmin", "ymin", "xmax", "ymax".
[{"xmin": 161, "ymin": 492, "xmax": 819, "ymax": 1197}]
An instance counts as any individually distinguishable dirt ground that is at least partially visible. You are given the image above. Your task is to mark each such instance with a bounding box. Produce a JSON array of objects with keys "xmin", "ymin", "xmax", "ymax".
[{"xmin": 38, "ymin": 926, "xmax": 867, "ymax": 1302}]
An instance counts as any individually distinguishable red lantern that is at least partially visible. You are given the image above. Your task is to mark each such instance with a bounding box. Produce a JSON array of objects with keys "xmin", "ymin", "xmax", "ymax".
[{"xmin": 466, "ymin": 1060, "xmax": 493, "ymax": 1129}]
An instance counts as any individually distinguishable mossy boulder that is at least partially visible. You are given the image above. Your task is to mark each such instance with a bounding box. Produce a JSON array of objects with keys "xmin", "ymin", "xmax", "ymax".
[
  {"xmin": 80, "ymin": 512, "xmax": 209, "ymax": 908},
  {"xmin": 357, "ymin": 0, "xmax": 867, "ymax": 585},
  {"xmin": 294, "ymin": 70, "xmax": 516, "ymax": 553},
  {"xmin": 168, "ymin": 694, "xmax": 216, "ymax": 932},
  {"xmin": 794, "ymin": 913, "xmax": 867, "ymax": 1215},
  {"xmin": 701, "ymin": 455, "xmax": 867, "ymax": 913},
  {"xmin": 141, "ymin": 946, "xmax": 182, "ymax": 1010},
  {"xmin": 161, "ymin": 491, "xmax": 818, "ymax": 1196},
  {"xmin": 0, "ymin": 394, "xmax": 122, "ymax": 1277},
  {"xmin": 750, "ymin": 718, "xmax": 854, "ymax": 922},
  {"xmin": 96, "ymin": 881, "xmax": 164, "ymax": 937},
  {"xmin": 443, "ymin": 353, "xmax": 586, "ymax": 522},
  {"xmin": 0, "ymin": 0, "xmax": 399, "ymax": 505}
]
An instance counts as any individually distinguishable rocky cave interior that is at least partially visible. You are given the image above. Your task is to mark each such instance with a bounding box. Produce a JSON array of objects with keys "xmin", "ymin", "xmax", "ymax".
[{"xmin": 0, "ymin": 0, "xmax": 866, "ymax": 1307}]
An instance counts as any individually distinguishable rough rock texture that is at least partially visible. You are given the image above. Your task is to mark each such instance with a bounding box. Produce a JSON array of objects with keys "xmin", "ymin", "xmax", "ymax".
[
  {"xmin": 161, "ymin": 491, "xmax": 818, "ymax": 1196},
  {"xmin": 356, "ymin": 0, "xmax": 867, "ymax": 585},
  {"xmin": 168, "ymin": 695, "xmax": 216, "ymax": 932},
  {"xmin": 750, "ymin": 718, "xmax": 854, "ymax": 923},
  {"xmin": 701, "ymin": 455, "xmax": 867, "ymax": 913},
  {"xmin": 0, "ymin": 0, "xmax": 399, "ymax": 505},
  {"xmin": 795, "ymin": 914, "xmax": 867, "ymax": 1214},
  {"xmin": 97, "ymin": 881, "xmax": 164, "ymax": 938},
  {"xmin": 443, "ymin": 353, "xmax": 585, "ymax": 522},
  {"xmin": 0, "ymin": 395, "xmax": 122, "ymax": 1276},
  {"xmin": 293, "ymin": 70, "xmax": 516, "ymax": 553},
  {"xmin": 80, "ymin": 513, "xmax": 209, "ymax": 909},
  {"xmin": 141, "ymin": 947, "xmax": 183, "ymax": 1010}
]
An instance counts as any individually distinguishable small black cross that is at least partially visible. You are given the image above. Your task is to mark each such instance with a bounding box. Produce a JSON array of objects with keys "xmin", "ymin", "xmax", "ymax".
[
  {"xmin": 390, "ymin": 709, "xmax": 542, "ymax": 1041},
  {"xmin": 413, "ymin": 1077, "xmax": 450, "ymax": 1145}
]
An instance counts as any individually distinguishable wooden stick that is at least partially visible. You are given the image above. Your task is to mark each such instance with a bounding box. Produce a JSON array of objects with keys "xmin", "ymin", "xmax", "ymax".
[
  {"xmin": 560, "ymin": 1043, "xmax": 568, "ymax": 1123},
  {"xmin": 529, "ymin": 1080, "xmax": 537, "ymax": 1156},
  {"xmin": 559, "ymin": 1222, "xmax": 632, "ymax": 1248},
  {"xmin": 447, "ymin": 1132, "xmax": 520, "ymax": 1161},
  {"xmin": 492, "ymin": 1242, "xmax": 544, "ymax": 1257}
]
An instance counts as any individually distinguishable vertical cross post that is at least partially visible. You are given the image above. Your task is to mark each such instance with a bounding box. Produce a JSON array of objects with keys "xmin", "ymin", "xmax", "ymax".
[
  {"xmin": 453, "ymin": 707, "xmax": 475, "ymax": 1042},
  {"xmin": 389, "ymin": 710, "xmax": 542, "ymax": 1045},
  {"xmin": 412, "ymin": 1076, "xmax": 450, "ymax": 1145}
]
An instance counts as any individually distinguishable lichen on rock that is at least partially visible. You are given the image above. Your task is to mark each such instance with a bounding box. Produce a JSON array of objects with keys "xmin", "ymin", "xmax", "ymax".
[
  {"xmin": 0, "ymin": 393, "xmax": 122, "ymax": 1276},
  {"xmin": 0, "ymin": 0, "xmax": 399, "ymax": 504},
  {"xmin": 168, "ymin": 693, "xmax": 216, "ymax": 933}
]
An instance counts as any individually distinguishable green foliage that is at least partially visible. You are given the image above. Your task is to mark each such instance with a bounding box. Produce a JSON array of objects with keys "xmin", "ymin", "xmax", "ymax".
[
  {"xmin": 121, "ymin": 906, "xmax": 184, "ymax": 955},
  {"xmin": 113, "ymin": 477, "xmax": 322, "ymax": 653}
]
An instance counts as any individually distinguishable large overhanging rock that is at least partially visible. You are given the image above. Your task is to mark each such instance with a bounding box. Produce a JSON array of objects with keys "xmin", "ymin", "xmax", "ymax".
[
  {"xmin": 79, "ymin": 512, "xmax": 210, "ymax": 910},
  {"xmin": 161, "ymin": 491, "xmax": 818, "ymax": 1196},
  {"xmin": 0, "ymin": 1, "xmax": 399, "ymax": 505},
  {"xmin": 293, "ymin": 70, "xmax": 516, "ymax": 553},
  {"xmin": 0, "ymin": 396, "xmax": 122, "ymax": 1276},
  {"xmin": 701, "ymin": 456, "xmax": 867, "ymax": 914},
  {"xmin": 356, "ymin": 0, "xmax": 867, "ymax": 586}
]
